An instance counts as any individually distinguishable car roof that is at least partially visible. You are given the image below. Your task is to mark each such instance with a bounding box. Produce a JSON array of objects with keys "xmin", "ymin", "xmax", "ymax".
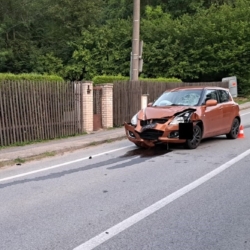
[{"xmin": 167, "ymin": 86, "xmax": 229, "ymax": 92}]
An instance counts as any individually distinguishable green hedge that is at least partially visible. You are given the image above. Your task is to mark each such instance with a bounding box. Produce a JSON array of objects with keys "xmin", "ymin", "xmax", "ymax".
[
  {"xmin": 139, "ymin": 77, "xmax": 182, "ymax": 83},
  {"xmin": 93, "ymin": 75, "xmax": 182, "ymax": 84},
  {"xmin": 0, "ymin": 73, "xmax": 64, "ymax": 82},
  {"xmin": 93, "ymin": 75, "xmax": 129, "ymax": 84}
]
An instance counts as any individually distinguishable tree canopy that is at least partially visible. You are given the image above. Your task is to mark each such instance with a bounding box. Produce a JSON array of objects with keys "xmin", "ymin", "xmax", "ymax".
[{"xmin": 0, "ymin": 0, "xmax": 249, "ymax": 94}]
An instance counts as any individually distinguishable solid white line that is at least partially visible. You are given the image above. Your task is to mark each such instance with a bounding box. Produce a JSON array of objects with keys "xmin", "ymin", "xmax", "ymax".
[
  {"xmin": 0, "ymin": 145, "xmax": 134, "ymax": 183},
  {"xmin": 73, "ymin": 148, "xmax": 250, "ymax": 250},
  {"xmin": 241, "ymin": 111, "xmax": 250, "ymax": 116}
]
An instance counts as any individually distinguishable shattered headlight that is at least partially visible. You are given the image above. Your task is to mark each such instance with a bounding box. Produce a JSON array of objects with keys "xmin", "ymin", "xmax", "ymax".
[
  {"xmin": 170, "ymin": 116, "xmax": 185, "ymax": 125},
  {"xmin": 170, "ymin": 111, "xmax": 192, "ymax": 125},
  {"xmin": 131, "ymin": 114, "xmax": 138, "ymax": 126}
]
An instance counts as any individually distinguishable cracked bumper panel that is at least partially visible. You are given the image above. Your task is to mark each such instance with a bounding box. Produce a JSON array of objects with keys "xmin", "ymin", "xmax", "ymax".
[
  {"xmin": 124, "ymin": 122, "xmax": 186, "ymax": 147},
  {"xmin": 124, "ymin": 123, "xmax": 155, "ymax": 147}
]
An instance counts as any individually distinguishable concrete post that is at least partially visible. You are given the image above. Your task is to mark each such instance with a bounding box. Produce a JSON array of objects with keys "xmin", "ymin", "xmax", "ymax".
[
  {"xmin": 141, "ymin": 94, "xmax": 148, "ymax": 109},
  {"xmin": 80, "ymin": 81, "xmax": 93, "ymax": 133},
  {"xmin": 101, "ymin": 84, "xmax": 113, "ymax": 128}
]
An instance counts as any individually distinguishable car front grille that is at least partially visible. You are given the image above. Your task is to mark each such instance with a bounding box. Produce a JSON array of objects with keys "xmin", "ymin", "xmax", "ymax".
[
  {"xmin": 139, "ymin": 129, "xmax": 164, "ymax": 140},
  {"xmin": 140, "ymin": 119, "xmax": 168, "ymax": 126}
]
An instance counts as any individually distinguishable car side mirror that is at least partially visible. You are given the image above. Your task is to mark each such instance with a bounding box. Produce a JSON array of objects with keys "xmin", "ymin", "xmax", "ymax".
[
  {"xmin": 206, "ymin": 99, "xmax": 217, "ymax": 107},
  {"xmin": 147, "ymin": 102, "xmax": 153, "ymax": 107}
]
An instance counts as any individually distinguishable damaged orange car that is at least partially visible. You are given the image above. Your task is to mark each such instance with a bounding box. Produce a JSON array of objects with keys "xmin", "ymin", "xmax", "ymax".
[{"xmin": 124, "ymin": 86, "xmax": 241, "ymax": 149}]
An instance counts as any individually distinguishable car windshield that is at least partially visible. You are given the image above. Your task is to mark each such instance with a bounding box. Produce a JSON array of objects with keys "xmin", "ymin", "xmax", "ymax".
[{"xmin": 153, "ymin": 89, "xmax": 202, "ymax": 107}]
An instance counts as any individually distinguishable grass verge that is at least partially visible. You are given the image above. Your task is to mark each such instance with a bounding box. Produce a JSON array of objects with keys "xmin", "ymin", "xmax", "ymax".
[{"xmin": 234, "ymin": 95, "xmax": 250, "ymax": 105}]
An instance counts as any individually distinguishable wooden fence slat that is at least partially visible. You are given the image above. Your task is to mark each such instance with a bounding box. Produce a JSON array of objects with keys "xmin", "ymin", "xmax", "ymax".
[
  {"xmin": 55, "ymin": 82, "xmax": 59, "ymax": 138},
  {"xmin": 23, "ymin": 83, "xmax": 30, "ymax": 141},
  {"xmin": 38, "ymin": 81, "xmax": 45, "ymax": 140},
  {"xmin": 13, "ymin": 81, "xmax": 20, "ymax": 143},
  {"xmin": 21, "ymin": 81, "xmax": 28, "ymax": 142},
  {"xmin": 33, "ymin": 81, "xmax": 41, "ymax": 140},
  {"xmin": 0, "ymin": 87, "xmax": 6, "ymax": 146},
  {"xmin": 30, "ymin": 81, "xmax": 37, "ymax": 140},
  {"xmin": 14, "ymin": 81, "xmax": 20, "ymax": 143},
  {"xmin": 9, "ymin": 82, "xmax": 16, "ymax": 144},
  {"xmin": 62, "ymin": 83, "xmax": 66, "ymax": 136},
  {"xmin": 16, "ymin": 81, "xmax": 23, "ymax": 143},
  {"xmin": 26, "ymin": 82, "xmax": 34, "ymax": 140},
  {"xmin": 53, "ymin": 83, "xmax": 58, "ymax": 138},
  {"xmin": 48, "ymin": 82, "xmax": 54, "ymax": 138},
  {"xmin": 46, "ymin": 82, "xmax": 51, "ymax": 139},
  {"xmin": 4, "ymin": 82, "xmax": 11, "ymax": 145},
  {"xmin": 41, "ymin": 81, "xmax": 48, "ymax": 140}
]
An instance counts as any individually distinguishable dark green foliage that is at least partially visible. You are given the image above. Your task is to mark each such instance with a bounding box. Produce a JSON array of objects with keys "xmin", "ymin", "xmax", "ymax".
[
  {"xmin": 0, "ymin": 0, "xmax": 250, "ymax": 95},
  {"xmin": 93, "ymin": 75, "xmax": 129, "ymax": 85},
  {"xmin": 140, "ymin": 77, "xmax": 182, "ymax": 83},
  {"xmin": 0, "ymin": 73, "xmax": 64, "ymax": 82},
  {"xmin": 93, "ymin": 75, "xmax": 181, "ymax": 85},
  {"xmin": 140, "ymin": 1, "xmax": 250, "ymax": 94}
]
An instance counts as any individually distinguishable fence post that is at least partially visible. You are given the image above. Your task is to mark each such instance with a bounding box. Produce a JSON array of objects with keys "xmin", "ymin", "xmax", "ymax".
[
  {"xmin": 141, "ymin": 94, "xmax": 149, "ymax": 109},
  {"xmin": 101, "ymin": 83, "xmax": 113, "ymax": 129},
  {"xmin": 80, "ymin": 81, "xmax": 93, "ymax": 133}
]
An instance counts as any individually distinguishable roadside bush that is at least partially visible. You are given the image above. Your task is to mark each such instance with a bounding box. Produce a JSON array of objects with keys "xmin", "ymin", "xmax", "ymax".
[
  {"xmin": 93, "ymin": 75, "xmax": 129, "ymax": 85},
  {"xmin": 0, "ymin": 73, "xmax": 64, "ymax": 82},
  {"xmin": 93, "ymin": 75, "xmax": 182, "ymax": 84},
  {"xmin": 140, "ymin": 77, "xmax": 182, "ymax": 83}
]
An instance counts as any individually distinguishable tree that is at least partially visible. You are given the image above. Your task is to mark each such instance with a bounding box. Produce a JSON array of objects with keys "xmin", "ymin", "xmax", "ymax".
[{"xmin": 66, "ymin": 19, "xmax": 132, "ymax": 80}]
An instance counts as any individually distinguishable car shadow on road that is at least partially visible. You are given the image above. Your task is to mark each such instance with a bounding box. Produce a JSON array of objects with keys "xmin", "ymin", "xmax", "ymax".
[{"xmin": 120, "ymin": 145, "xmax": 172, "ymax": 158}]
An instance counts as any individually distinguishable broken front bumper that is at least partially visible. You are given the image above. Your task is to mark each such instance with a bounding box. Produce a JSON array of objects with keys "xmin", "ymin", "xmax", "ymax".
[{"xmin": 124, "ymin": 122, "xmax": 187, "ymax": 147}]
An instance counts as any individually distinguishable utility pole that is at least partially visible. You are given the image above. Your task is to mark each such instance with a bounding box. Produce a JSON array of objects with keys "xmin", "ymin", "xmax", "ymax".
[{"xmin": 131, "ymin": 0, "xmax": 140, "ymax": 81}]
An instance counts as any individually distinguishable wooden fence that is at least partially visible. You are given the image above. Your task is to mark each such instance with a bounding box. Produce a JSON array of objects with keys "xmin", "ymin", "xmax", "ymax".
[
  {"xmin": 113, "ymin": 81, "xmax": 229, "ymax": 126},
  {"xmin": 0, "ymin": 80, "xmax": 229, "ymax": 146},
  {"xmin": 0, "ymin": 81, "xmax": 84, "ymax": 146}
]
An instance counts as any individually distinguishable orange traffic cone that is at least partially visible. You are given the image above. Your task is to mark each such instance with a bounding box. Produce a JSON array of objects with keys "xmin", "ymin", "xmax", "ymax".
[{"xmin": 238, "ymin": 125, "xmax": 245, "ymax": 138}]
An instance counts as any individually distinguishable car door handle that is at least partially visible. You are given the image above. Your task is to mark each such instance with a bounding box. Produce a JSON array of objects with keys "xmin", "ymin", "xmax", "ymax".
[{"xmin": 219, "ymin": 107, "xmax": 223, "ymax": 110}]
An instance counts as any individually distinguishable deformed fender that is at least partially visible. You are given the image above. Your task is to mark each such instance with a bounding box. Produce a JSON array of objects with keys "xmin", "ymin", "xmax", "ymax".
[
  {"xmin": 174, "ymin": 108, "xmax": 201, "ymax": 123},
  {"xmin": 176, "ymin": 109, "xmax": 202, "ymax": 140},
  {"xmin": 190, "ymin": 112, "xmax": 201, "ymax": 121},
  {"xmin": 174, "ymin": 108, "xmax": 196, "ymax": 117}
]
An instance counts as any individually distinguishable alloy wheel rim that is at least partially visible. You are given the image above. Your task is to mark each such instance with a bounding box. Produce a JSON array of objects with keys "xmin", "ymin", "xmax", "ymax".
[{"xmin": 190, "ymin": 127, "xmax": 201, "ymax": 146}]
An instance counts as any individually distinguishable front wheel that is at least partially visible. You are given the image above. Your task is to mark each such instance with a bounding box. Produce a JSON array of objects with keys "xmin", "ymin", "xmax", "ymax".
[
  {"xmin": 184, "ymin": 124, "xmax": 202, "ymax": 149},
  {"xmin": 226, "ymin": 118, "xmax": 240, "ymax": 139}
]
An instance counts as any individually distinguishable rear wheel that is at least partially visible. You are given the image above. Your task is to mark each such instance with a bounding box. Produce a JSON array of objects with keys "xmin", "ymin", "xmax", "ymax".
[
  {"xmin": 184, "ymin": 124, "xmax": 202, "ymax": 149},
  {"xmin": 226, "ymin": 118, "xmax": 240, "ymax": 139}
]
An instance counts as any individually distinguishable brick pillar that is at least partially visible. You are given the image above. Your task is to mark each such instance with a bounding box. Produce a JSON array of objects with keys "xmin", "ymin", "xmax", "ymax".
[
  {"xmin": 101, "ymin": 84, "xmax": 113, "ymax": 128},
  {"xmin": 81, "ymin": 81, "xmax": 93, "ymax": 133}
]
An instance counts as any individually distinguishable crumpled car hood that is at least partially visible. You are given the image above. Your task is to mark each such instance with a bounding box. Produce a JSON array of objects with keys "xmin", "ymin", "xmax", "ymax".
[{"xmin": 138, "ymin": 106, "xmax": 196, "ymax": 120}]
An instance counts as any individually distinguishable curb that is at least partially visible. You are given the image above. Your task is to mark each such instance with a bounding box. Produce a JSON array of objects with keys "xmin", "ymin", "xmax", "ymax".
[{"xmin": 0, "ymin": 135, "xmax": 127, "ymax": 168}]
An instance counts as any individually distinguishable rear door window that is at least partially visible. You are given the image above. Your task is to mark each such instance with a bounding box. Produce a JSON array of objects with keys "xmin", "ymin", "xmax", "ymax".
[{"xmin": 218, "ymin": 90, "xmax": 229, "ymax": 103}]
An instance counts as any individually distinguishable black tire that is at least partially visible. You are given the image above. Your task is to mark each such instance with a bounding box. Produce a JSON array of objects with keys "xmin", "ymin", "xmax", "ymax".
[
  {"xmin": 226, "ymin": 118, "xmax": 240, "ymax": 139},
  {"xmin": 184, "ymin": 124, "xmax": 202, "ymax": 149}
]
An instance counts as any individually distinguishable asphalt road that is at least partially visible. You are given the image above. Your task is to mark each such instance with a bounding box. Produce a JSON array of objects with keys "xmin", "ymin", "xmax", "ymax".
[{"xmin": 1, "ymin": 109, "xmax": 250, "ymax": 250}]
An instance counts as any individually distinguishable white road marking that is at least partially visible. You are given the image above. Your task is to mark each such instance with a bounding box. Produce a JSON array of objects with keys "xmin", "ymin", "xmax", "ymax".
[
  {"xmin": 73, "ymin": 148, "xmax": 250, "ymax": 250},
  {"xmin": 0, "ymin": 145, "xmax": 134, "ymax": 183},
  {"xmin": 241, "ymin": 111, "xmax": 250, "ymax": 116}
]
